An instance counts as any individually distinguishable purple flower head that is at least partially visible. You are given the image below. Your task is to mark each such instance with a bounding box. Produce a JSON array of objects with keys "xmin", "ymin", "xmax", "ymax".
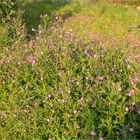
[
  {"xmin": 98, "ymin": 76, "xmax": 104, "ymax": 80},
  {"xmin": 76, "ymin": 124, "xmax": 80, "ymax": 129},
  {"xmin": 129, "ymin": 128, "xmax": 133, "ymax": 132},
  {"xmin": 125, "ymin": 107, "xmax": 129, "ymax": 112},
  {"xmin": 55, "ymin": 16, "xmax": 58, "ymax": 20},
  {"xmin": 90, "ymin": 130, "xmax": 96, "ymax": 136},
  {"xmin": 127, "ymin": 89, "xmax": 135, "ymax": 97},
  {"xmin": 80, "ymin": 97, "xmax": 84, "ymax": 101},
  {"xmin": 94, "ymin": 54, "xmax": 99, "ymax": 61},
  {"xmin": 23, "ymin": 109, "xmax": 30, "ymax": 113},
  {"xmin": 137, "ymin": 110, "xmax": 140, "ymax": 114},
  {"xmin": 99, "ymin": 137, "xmax": 104, "ymax": 140},
  {"xmin": 86, "ymin": 53, "xmax": 91, "ymax": 58},
  {"xmin": 130, "ymin": 77, "xmax": 138, "ymax": 84},
  {"xmin": 131, "ymin": 102, "xmax": 136, "ymax": 106},
  {"xmin": 118, "ymin": 86, "xmax": 122, "ymax": 92}
]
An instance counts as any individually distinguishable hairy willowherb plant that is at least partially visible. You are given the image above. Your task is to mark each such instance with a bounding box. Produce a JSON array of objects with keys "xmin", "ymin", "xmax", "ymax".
[{"xmin": 0, "ymin": 14, "xmax": 140, "ymax": 139}]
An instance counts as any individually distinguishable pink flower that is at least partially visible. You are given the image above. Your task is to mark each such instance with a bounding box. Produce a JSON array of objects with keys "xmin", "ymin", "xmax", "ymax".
[
  {"xmin": 44, "ymin": 14, "xmax": 48, "ymax": 18},
  {"xmin": 112, "ymin": 82, "xmax": 115, "ymax": 86},
  {"xmin": 130, "ymin": 77, "xmax": 138, "ymax": 84},
  {"xmin": 76, "ymin": 124, "xmax": 80, "ymax": 129},
  {"xmin": 48, "ymin": 94, "xmax": 51, "ymax": 98},
  {"xmin": 127, "ymin": 89, "xmax": 135, "ymax": 97},
  {"xmin": 89, "ymin": 46, "xmax": 94, "ymax": 50},
  {"xmin": 10, "ymin": 78, "xmax": 15, "ymax": 83},
  {"xmin": 131, "ymin": 102, "xmax": 136, "ymax": 106},
  {"xmin": 38, "ymin": 30, "xmax": 42, "ymax": 34},
  {"xmin": 84, "ymin": 50, "xmax": 91, "ymax": 58},
  {"xmin": 118, "ymin": 86, "xmax": 122, "ymax": 92},
  {"xmin": 99, "ymin": 137, "xmax": 104, "ymax": 140},
  {"xmin": 55, "ymin": 16, "xmax": 58, "ymax": 20},
  {"xmin": 23, "ymin": 50, "xmax": 27, "ymax": 55},
  {"xmin": 26, "ymin": 55, "xmax": 36, "ymax": 67},
  {"xmin": 125, "ymin": 107, "xmax": 129, "ymax": 112},
  {"xmin": 137, "ymin": 110, "xmax": 140, "ymax": 114},
  {"xmin": 61, "ymin": 99, "xmax": 65, "ymax": 103},
  {"xmin": 86, "ymin": 53, "xmax": 91, "ymax": 58},
  {"xmin": 98, "ymin": 76, "xmax": 104, "ymax": 80},
  {"xmin": 90, "ymin": 130, "xmax": 96, "ymax": 136},
  {"xmin": 128, "ymin": 64, "xmax": 130, "ymax": 68},
  {"xmin": 32, "ymin": 59, "xmax": 36, "ymax": 67},
  {"xmin": 129, "ymin": 128, "xmax": 133, "ymax": 132},
  {"xmin": 23, "ymin": 109, "xmax": 30, "ymax": 113},
  {"xmin": 17, "ymin": 61, "xmax": 20, "ymax": 65},
  {"xmin": 94, "ymin": 54, "xmax": 99, "ymax": 60}
]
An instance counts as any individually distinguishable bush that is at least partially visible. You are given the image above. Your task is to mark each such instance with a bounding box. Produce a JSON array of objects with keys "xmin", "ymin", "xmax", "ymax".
[
  {"xmin": 0, "ymin": 10, "xmax": 25, "ymax": 48},
  {"xmin": 0, "ymin": 16, "xmax": 140, "ymax": 139},
  {"xmin": 0, "ymin": 0, "xmax": 25, "ymax": 48},
  {"xmin": 0, "ymin": 0, "xmax": 16, "ymax": 23}
]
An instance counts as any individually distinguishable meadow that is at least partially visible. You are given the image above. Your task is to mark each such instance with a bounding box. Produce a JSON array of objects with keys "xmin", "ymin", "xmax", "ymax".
[{"xmin": 0, "ymin": 0, "xmax": 140, "ymax": 139}]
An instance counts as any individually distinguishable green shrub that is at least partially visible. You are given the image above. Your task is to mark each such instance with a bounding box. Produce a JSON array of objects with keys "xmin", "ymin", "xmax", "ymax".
[
  {"xmin": 0, "ymin": 10, "xmax": 25, "ymax": 48},
  {"xmin": 0, "ymin": 0, "xmax": 16, "ymax": 23},
  {"xmin": 0, "ymin": 16, "xmax": 139, "ymax": 139},
  {"xmin": 0, "ymin": 0, "xmax": 25, "ymax": 48}
]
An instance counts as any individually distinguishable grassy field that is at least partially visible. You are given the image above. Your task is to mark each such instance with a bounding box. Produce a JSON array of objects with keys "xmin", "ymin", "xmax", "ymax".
[{"xmin": 0, "ymin": 0, "xmax": 140, "ymax": 139}]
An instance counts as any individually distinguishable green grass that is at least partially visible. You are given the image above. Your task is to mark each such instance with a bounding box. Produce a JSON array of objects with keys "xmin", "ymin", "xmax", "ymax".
[
  {"xmin": 0, "ymin": 0, "xmax": 140, "ymax": 139},
  {"xmin": 62, "ymin": 1, "xmax": 140, "ymax": 55},
  {"xmin": 63, "ymin": 2, "xmax": 140, "ymax": 38}
]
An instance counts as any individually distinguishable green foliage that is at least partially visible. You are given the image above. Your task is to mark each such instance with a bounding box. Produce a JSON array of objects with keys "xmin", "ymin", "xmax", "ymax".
[
  {"xmin": 0, "ymin": 15, "xmax": 140, "ymax": 139},
  {"xmin": 0, "ymin": 0, "xmax": 25, "ymax": 48},
  {"xmin": 0, "ymin": 10, "xmax": 25, "ymax": 48},
  {"xmin": 0, "ymin": 0, "xmax": 17, "ymax": 22}
]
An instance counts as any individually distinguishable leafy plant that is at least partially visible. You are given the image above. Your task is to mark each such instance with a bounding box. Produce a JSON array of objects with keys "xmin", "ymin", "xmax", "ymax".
[{"xmin": 0, "ymin": 0, "xmax": 17, "ymax": 22}]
